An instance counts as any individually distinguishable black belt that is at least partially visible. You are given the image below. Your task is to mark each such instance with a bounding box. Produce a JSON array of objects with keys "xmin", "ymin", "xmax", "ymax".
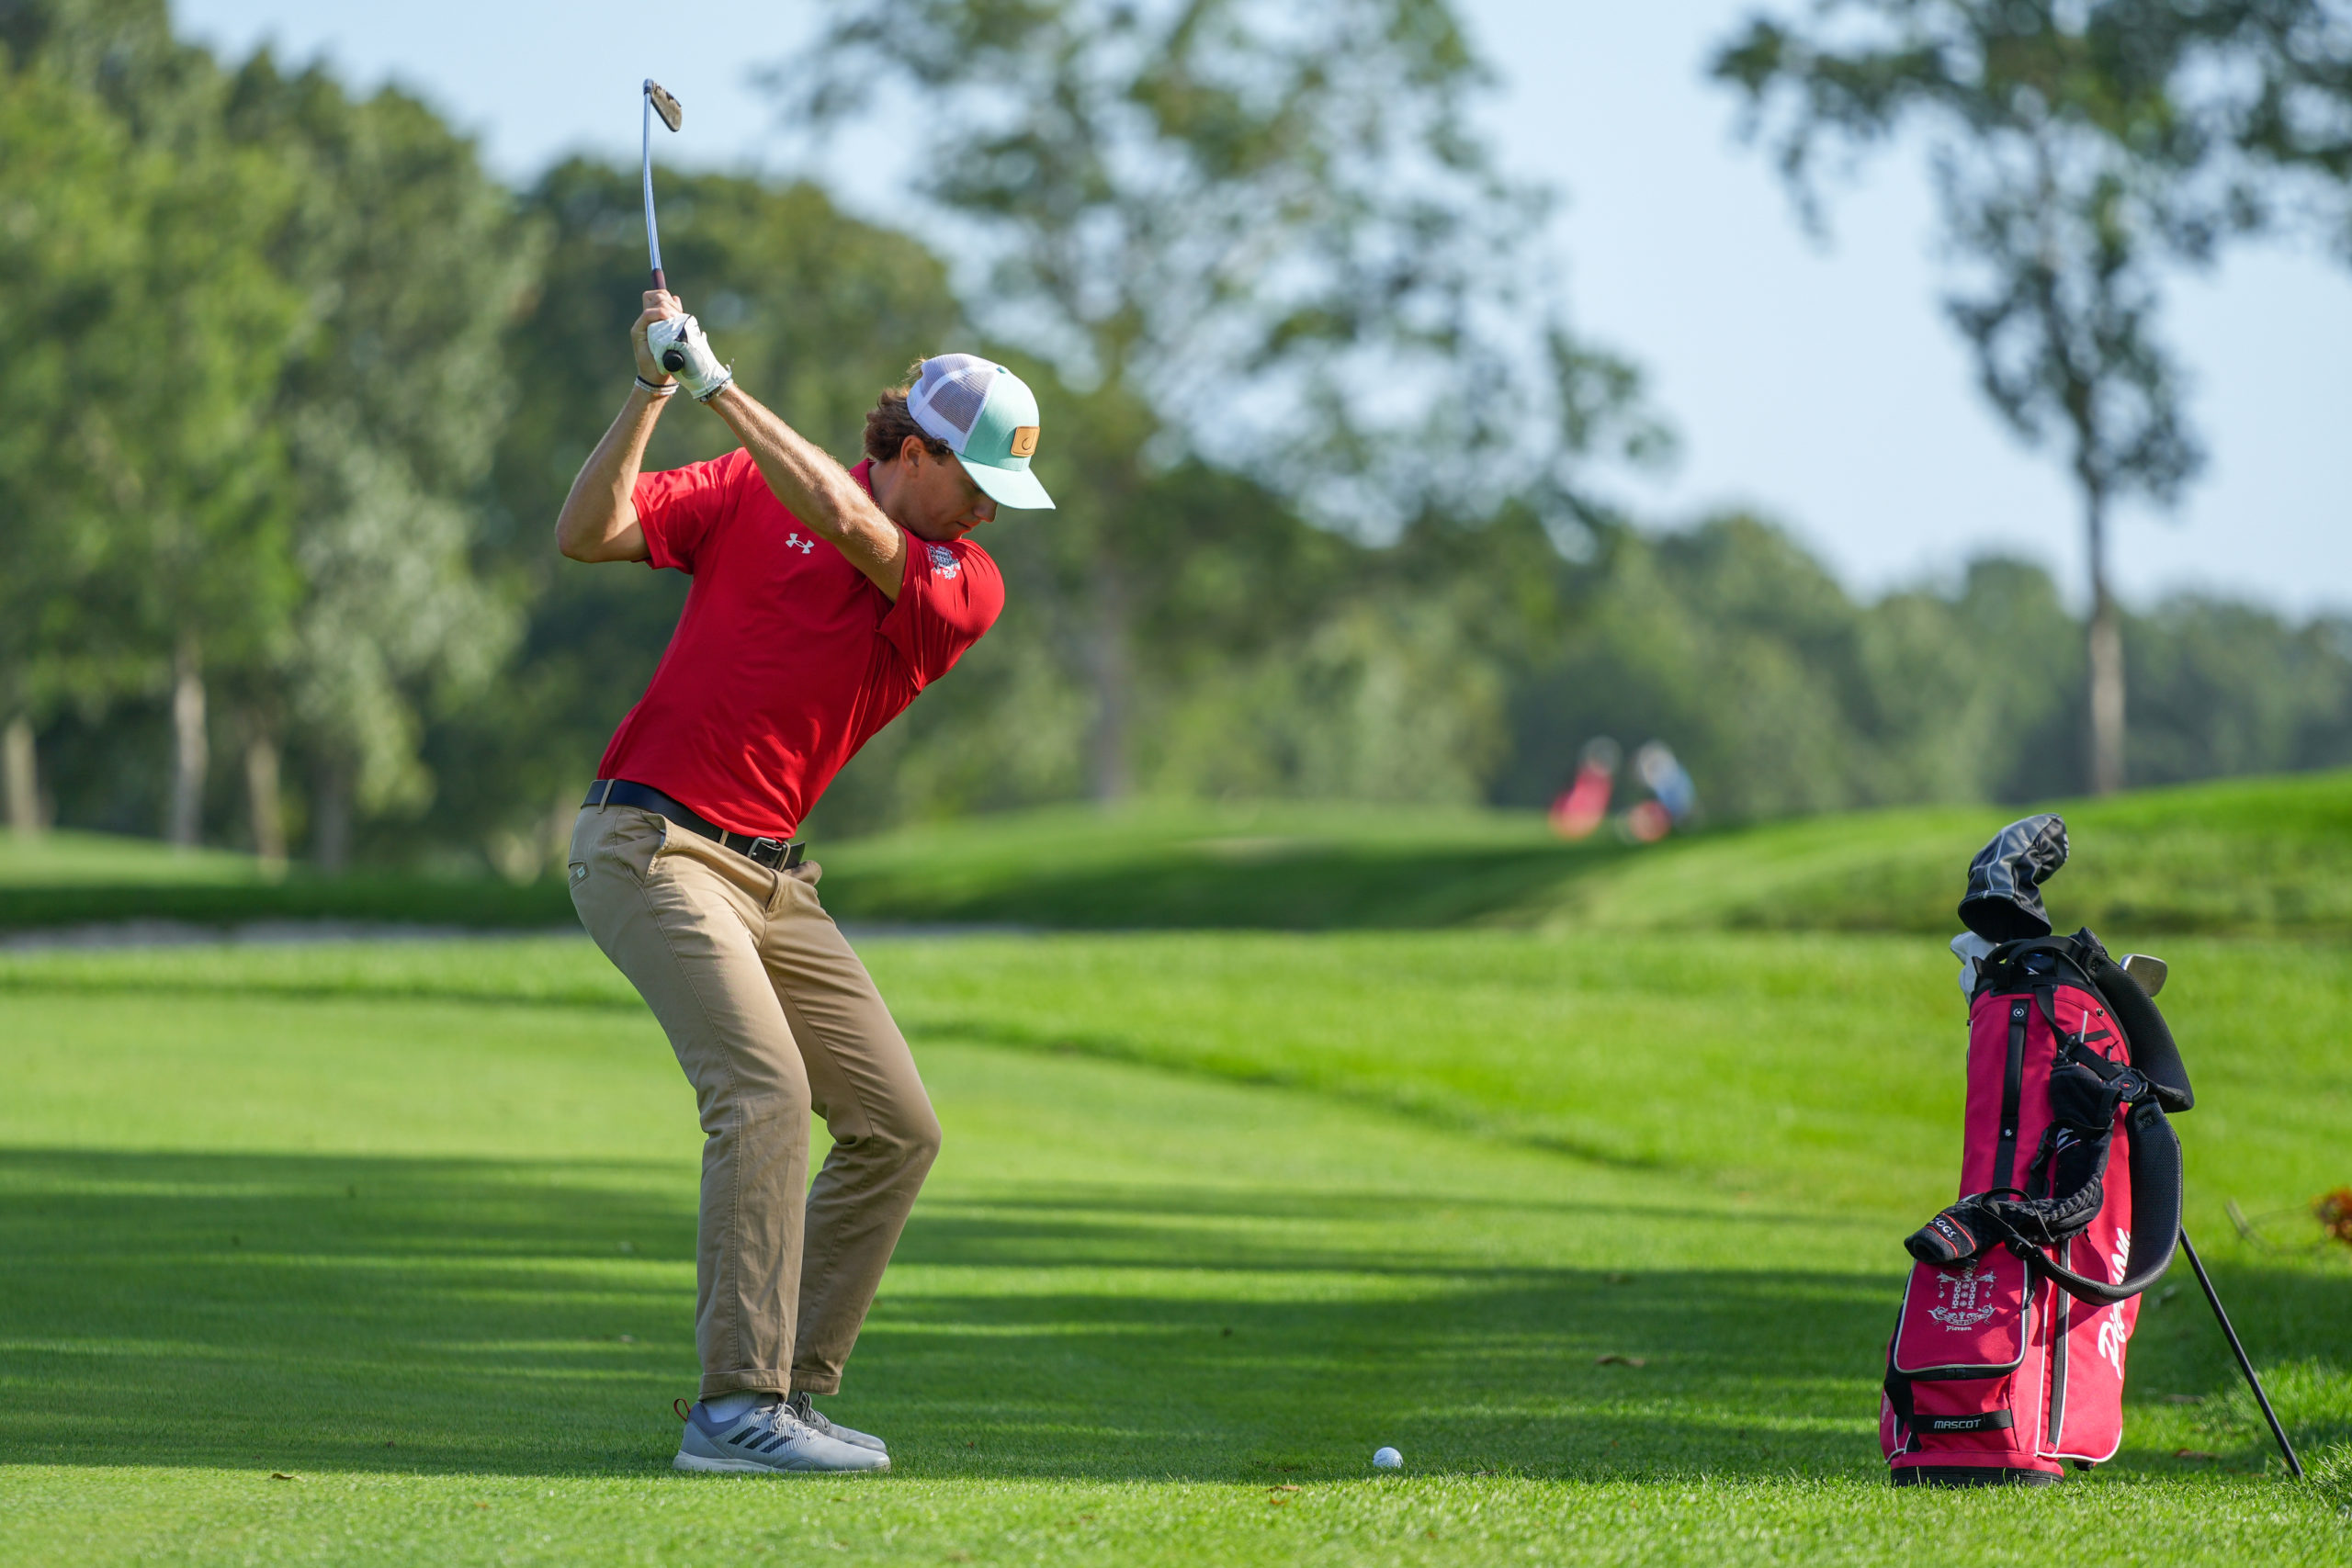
[{"xmin": 585, "ymin": 780, "xmax": 805, "ymax": 871}]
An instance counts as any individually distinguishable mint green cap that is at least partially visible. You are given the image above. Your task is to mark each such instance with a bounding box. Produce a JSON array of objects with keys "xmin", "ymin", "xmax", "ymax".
[{"xmin": 905, "ymin": 355, "xmax": 1055, "ymax": 510}]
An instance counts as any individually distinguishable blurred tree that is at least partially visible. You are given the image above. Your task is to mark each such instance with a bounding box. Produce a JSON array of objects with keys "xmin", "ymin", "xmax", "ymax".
[
  {"xmin": 1715, "ymin": 0, "xmax": 2352, "ymax": 796},
  {"xmin": 2, "ymin": 0, "xmax": 306, "ymax": 849},
  {"xmin": 0, "ymin": 69, "xmax": 143, "ymax": 835},
  {"xmin": 774, "ymin": 0, "xmax": 1662, "ymax": 799},
  {"xmin": 220, "ymin": 58, "xmax": 537, "ymax": 869}
]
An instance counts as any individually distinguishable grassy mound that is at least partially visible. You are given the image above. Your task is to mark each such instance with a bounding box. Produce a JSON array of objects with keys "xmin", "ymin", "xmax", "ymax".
[
  {"xmin": 0, "ymin": 830, "xmax": 572, "ymax": 932},
  {"xmin": 813, "ymin": 769, "xmax": 2352, "ymax": 936},
  {"xmin": 6, "ymin": 768, "xmax": 2345, "ymax": 936}
]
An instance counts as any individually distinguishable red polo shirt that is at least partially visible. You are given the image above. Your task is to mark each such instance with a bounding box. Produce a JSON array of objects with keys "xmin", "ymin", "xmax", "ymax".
[{"xmin": 596, "ymin": 452, "xmax": 1003, "ymax": 838}]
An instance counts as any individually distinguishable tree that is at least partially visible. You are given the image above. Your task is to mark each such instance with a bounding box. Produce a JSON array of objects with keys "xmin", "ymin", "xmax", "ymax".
[
  {"xmin": 4, "ymin": 0, "xmax": 306, "ymax": 848},
  {"xmin": 0, "ymin": 69, "xmax": 144, "ymax": 834},
  {"xmin": 1715, "ymin": 0, "xmax": 2352, "ymax": 794},
  {"xmin": 774, "ymin": 0, "xmax": 1659, "ymax": 798},
  {"xmin": 221, "ymin": 58, "xmax": 538, "ymax": 869}
]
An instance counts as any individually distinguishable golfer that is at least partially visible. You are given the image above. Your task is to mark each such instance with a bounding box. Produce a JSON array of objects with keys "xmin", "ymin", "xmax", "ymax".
[{"xmin": 554, "ymin": 291, "xmax": 1052, "ymax": 1474}]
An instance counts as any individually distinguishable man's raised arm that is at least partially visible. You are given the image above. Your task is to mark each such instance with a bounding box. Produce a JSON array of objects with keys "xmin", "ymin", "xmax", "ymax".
[
  {"xmin": 553, "ymin": 290, "xmax": 686, "ymax": 564},
  {"xmin": 706, "ymin": 389, "xmax": 909, "ymax": 600}
]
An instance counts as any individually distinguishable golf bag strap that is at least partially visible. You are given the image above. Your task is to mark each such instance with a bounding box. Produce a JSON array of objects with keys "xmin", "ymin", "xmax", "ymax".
[
  {"xmin": 2086, "ymin": 953, "xmax": 2193, "ymax": 1112},
  {"xmin": 1995, "ymin": 996, "xmax": 2029, "ymax": 1190},
  {"xmin": 2030, "ymin": 1100, "xmax": 2183, "ymax": 1305}
]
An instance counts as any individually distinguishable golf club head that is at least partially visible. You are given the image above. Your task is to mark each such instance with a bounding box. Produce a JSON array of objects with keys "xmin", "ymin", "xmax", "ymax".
[
  {"xmin": 2120, "ymin": 953, "xmax": 2168, "ymax": 998},
  {"xmin": 645, "ymin": 80, "xmax": 683, "ymax": 133}
]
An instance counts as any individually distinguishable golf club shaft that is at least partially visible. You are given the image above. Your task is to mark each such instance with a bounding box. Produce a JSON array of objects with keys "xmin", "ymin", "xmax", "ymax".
[
  {"xmin": 642, "ymin": 91, "xmax": 665, "ymax": 293},
  {"xmin": 2180, "ymin": 1228, "xmax": 2302, "ymax": 1478}
]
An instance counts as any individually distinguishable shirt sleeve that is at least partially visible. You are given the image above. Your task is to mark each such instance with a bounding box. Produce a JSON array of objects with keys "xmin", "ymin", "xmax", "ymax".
[
  {"xmin": 630, "ymin": 449, "xmax": 748, "ymax": 573},
  {"xmin": 878, "ymin": 536, "xmax": 1006, "ymax": 685}
]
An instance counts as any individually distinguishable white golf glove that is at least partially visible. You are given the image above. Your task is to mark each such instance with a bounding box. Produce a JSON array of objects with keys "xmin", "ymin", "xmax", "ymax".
[{"xmin": 646, "ymin": 314, "xmax": 734, "ymax": 402}]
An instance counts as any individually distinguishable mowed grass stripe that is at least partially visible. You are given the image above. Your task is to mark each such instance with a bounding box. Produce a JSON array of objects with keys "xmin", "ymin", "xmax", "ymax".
[
  {"xmin": 0, "ymin": 937, "xmax": 2345, "ymax": 1565},
  {"xmin": 8, "ymin": 928, "xmax": 2336, "ymax": 1220}
]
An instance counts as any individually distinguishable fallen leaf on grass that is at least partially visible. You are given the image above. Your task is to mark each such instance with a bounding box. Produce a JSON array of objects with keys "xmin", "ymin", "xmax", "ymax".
[
  {"xmin": 1269, "ymin": 1484, "xmax": 1300, "ymax": 1493},
  {"xmin": 1595, "ymin": 1354, "xmax": 1649, "ymax": 1367},
  {"xmin": 269, "ymin": 1472, "xmax": 297, "ymax": 1481},
  {"xmin": 2174, "ymin": 1449, "xmax": 2220, "ymax": 1461}
]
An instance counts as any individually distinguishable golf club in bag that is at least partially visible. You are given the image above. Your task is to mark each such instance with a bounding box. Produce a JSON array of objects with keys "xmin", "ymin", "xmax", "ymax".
[{"xmin": 1879, "ymin": 815, "xmax": 2302, "ymax": 1485}]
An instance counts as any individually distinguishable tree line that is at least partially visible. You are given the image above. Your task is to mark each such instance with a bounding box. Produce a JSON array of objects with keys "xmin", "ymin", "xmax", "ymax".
[{"xmin": 3, "ymin": 0, "xmax": 2346, "ymax": 874}]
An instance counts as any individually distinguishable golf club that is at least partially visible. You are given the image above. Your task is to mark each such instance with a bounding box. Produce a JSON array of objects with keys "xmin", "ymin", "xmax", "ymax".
[
  {"xmin": 2120, "ymin": 952, "xmax": 2168, "ymax": 997},
  {"xmin": 642, "ymin": 78, "xmax": 684, "ymax": 299}
]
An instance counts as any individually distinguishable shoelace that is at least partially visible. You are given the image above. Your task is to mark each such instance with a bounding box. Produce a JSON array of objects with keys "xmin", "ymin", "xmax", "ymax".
[
  {"xmin": 786, "ymin": 1392, "xmax": 834, "ymax": 1435},
  {"xmin": 752, "ymin": 1400, "xmax": 816, "ymax": 1443}
]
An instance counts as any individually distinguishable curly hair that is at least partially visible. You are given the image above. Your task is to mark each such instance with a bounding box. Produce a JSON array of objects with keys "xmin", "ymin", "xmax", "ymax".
[{"xmin": 863, "ymin": 362, "xmax": 955, "ymax": 465}]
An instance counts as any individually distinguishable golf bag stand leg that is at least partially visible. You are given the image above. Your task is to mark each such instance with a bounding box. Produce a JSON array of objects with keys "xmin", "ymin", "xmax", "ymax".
[{"xmin": 2179, "ymin": 1228, "xmax": 2303, "ymax": 1479}]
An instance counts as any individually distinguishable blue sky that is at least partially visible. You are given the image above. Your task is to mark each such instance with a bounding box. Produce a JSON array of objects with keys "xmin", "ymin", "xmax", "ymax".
[{"xmin": 177, "ymin": 0, "xmax": 2351, "ymax": 615}]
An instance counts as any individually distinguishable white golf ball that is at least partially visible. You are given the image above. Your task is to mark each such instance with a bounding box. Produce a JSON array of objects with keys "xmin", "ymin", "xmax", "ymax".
[{"xmin": 1373, "ymin": 1446, "xmax": 1402, "ymax": 1470}]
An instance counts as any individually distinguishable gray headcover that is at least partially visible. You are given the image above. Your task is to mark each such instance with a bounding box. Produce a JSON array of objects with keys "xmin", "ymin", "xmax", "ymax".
[{"xmin": 1958, "ymin": 814, "xmax": 2068, "ymax": 942}]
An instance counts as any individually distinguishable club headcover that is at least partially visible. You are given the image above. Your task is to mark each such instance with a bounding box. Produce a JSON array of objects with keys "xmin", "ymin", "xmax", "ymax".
[{"xmin": 1959, "ymin": 814, "xmax": 2068, "ymax": 942}]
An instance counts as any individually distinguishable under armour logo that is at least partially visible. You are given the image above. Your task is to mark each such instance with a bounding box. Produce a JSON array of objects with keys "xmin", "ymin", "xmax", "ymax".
[{"xmin": 785, "ymin": 532, "xmax": 817, "ymax": 555}]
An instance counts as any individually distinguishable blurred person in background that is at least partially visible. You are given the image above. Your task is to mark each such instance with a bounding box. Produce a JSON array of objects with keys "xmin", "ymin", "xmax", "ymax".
[{"xmin": 1551, "ymin": 737, "xmax": 1621, "ymax": 840}]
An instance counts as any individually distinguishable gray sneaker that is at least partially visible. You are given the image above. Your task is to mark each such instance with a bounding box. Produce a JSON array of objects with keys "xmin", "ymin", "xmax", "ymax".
[
  {"xmin": 788, "ymin": 1391, "xmax": 888, "ymax": 1455},
  {"xmin": 674, "ymin": 1396, "xmax": 888, "ymax": 1474}
]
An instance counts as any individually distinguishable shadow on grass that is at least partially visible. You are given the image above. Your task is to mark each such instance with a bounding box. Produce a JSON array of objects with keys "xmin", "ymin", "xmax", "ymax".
[
  {"xmin": 820, "ymin": 840, "xmax": 1629, "ymax": 931},
  {"xmin": 2, "ymin": 1147, "xmax": 2340, "ymax": 1481}
]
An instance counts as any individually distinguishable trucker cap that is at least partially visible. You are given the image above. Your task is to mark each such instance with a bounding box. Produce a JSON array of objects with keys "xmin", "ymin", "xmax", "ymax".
[{"xmin": 906, "ymin": 355, "xmax": 1055, "ymax": 510}]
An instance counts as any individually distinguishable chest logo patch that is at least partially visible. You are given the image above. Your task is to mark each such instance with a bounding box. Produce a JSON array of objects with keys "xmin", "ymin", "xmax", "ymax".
[
  {"xmin": 927, "ymin": 544, "xmax": 961, "ymax": 579},
  {"xmin": 784, "ymin": 532, "xmax": 817, "ymax": 555}
]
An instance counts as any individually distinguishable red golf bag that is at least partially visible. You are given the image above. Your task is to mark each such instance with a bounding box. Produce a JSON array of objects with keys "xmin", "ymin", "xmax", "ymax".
[{"xmin": 1881, "ymin": 818, "xmax": 2194, "ymax": 1486}]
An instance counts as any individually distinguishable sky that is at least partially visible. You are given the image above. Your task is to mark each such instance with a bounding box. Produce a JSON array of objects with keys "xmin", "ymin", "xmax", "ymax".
[{"xmin": 175, "ymin": 0, "xmax": 2352, "ymax": 616}]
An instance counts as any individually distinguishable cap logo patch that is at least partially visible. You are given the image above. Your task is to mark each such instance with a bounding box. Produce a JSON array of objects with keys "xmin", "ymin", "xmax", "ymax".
[{"xmin": 1009, "ymin": 425, "xmax": 1040, "ymax": 458}]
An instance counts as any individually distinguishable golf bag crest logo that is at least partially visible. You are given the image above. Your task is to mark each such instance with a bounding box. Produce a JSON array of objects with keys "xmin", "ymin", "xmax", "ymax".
[
  {"xmin": 1928, "ymin": 1261, "xmax": 1998, "ymax": 1329},
  {"xmin": 927, "ymin": 544, "xmax": 961, "ymax": 579}
]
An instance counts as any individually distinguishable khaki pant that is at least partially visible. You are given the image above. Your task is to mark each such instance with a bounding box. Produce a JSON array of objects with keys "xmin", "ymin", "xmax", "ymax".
[{"xmin": 567, "ymin": 804, "xmax": 939, "ymax": 1398}]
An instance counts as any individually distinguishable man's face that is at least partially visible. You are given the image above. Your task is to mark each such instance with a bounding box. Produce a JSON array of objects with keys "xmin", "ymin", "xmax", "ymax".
[{"xmin": 885, "ymin": 438, "xmax": 998, "ymax": 543}]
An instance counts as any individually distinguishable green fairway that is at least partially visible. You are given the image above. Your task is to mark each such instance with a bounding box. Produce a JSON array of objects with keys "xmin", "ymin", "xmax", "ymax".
[{"xmin": 1, "ymin": 931, "xmax": 2344, "ymax": 1564}]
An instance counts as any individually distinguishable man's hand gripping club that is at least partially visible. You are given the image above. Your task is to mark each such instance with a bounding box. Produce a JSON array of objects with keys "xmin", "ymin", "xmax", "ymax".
[{"xmin": 639, "ymin": 298, "xmax": 732, "ymax": 402}]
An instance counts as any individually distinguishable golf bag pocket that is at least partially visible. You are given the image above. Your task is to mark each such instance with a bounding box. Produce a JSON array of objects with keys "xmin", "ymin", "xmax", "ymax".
[
  {"xmin": 1891, "ymin": 1248, "xmax": 2030, "ymax": 1378},
  {"xmin": 1883, "ymin": 1252, "xmax": 2053, "ymax": 1475}
]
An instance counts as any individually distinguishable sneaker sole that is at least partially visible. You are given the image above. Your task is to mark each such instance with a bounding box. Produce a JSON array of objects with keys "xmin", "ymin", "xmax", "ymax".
[{"xmin": 673, "ymin": 1450, "xmax": 888, "ymax": 1475}]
